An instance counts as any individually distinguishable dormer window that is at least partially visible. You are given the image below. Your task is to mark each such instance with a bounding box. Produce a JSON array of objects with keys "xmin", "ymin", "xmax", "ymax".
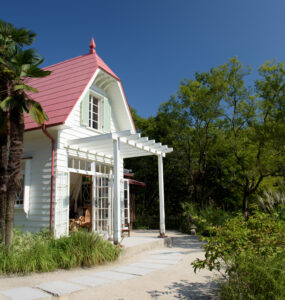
[
  {"xmin": 89, "ymin": 95, "xmax": 101, "ymax": 130},
  {"xmin": 80, "ymin": 90, "xmax": 111, "ymax": 133}
]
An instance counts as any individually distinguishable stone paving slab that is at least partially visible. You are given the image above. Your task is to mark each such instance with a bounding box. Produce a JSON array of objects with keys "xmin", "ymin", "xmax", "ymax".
[
  {"xmin": 142, "ymin": 258, "xmax": 179, "ymax": 265},
  {"xmin": 113, "ymin": 266, "xmax": 155, "ymax": 276},
  {"xmin": 0, "ymin": 287, "xmax": 51, "ymax": 300},
  {"xmin": 150, "ymin": 249, "xmax": 183, "ymax": 254},
  {"xmin": 151, "ymin": 253, "xmax": 182, "ymax": 258},
  {"xmin": 93, "ymin": 271, "xmax": 137, "ymax": 281},
  {"xmin": 35, "ymin": 280, "xmax": 84, "ymax": 297},
  {"xmin": 148, "ymin": 255, "xmax": 181, "ymax": 261},
  {"xmin": 130, "ymin": 262, "xmax": 169, "ymax": 270},
  {"xmin": 68, "ymin": 276, "xmax": 111, "ymax": 287}
]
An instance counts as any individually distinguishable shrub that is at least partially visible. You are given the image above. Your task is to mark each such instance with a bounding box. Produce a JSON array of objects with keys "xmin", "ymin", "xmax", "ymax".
[
  {"xmin": 219, "ymin": 252, "xmax": 285, "ymax": 300},
  {"xmin": 192, "ymin": 211, "xmax": 285, "ymax": 299},
  {"xmin": 180, "ymin": 202, "xmax": 232, "ymax": 234},
  {"xmin": 192, "ymin": 212, "xmax": 285, "ymax": 272},
  {"xmin": 0, "ymin": 229, "xmax": 120, "ymax": 274}
]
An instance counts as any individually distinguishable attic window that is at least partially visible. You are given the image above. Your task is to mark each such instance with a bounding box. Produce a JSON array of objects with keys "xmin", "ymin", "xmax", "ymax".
[{"xmin": 89, "ymin": 95, "xmax": 101, "ymax": 130}]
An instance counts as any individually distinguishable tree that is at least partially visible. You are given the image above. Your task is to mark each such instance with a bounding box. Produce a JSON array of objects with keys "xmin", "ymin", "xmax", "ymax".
[
  {"xmin": 0, "ymin": 19, "xmax": 36, "ymax": 242},
  {"xmin": 0, "ymin": 20, "xmax": 50, "ymax": 245},
  {"xmin": 221, "ymin": 58, "xmax": 285, "ymax": 219},
  {"xmin": 127, "ymin": 57, "xmax": 284, "ymax": 227}
]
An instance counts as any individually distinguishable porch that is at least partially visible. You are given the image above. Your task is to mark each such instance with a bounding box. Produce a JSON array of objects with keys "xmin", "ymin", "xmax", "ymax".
[{"xmin": 65, "ymin": 130, "xmax": 173, "ymax": 244}]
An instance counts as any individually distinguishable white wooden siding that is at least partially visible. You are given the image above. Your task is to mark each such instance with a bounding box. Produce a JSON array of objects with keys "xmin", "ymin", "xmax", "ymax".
[
  {"xmin": 14, "ymin": 132, "xmax": 54, "ymax": 232},
  {"xmin": 55, "ymin": 82, "xmax": 124, "ymax": 236},
  {"xmin": 15, "ymin": 78, "xmax": 126, "ymax": 235}
]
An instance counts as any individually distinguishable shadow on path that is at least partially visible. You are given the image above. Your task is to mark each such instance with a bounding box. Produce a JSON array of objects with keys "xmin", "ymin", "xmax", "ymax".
[
  {"xmin": 172, "ymin": 236, "xmax": 205, "ymax": 250},
  {"xmin": 147, "ymin": 279, "xmax": 218, "ymax": 299}
]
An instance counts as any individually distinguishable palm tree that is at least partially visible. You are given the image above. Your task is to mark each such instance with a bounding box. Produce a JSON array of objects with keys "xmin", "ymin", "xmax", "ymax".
[
  {"xmin": 0, "ymin": 20, "xmax": 50, "ymax": 245},
  {"xmin": 0, "ymin": 19, "xmax": 36, "ymax": 243}
]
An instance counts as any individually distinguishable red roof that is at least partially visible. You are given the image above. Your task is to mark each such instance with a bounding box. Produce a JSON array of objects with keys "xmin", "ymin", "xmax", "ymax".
[{"xmin": 25, "ymin": 52, "xmax": 119, "ymax": 131}]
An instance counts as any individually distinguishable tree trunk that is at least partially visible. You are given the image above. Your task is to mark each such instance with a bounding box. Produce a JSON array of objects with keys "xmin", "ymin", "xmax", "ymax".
[
  {"xmin": 5, "ymin": 107, "xmax": 24, "ymax": 246},
  {"xmin": 0, "ymin": 110, "xmax": 8, "ymax": 244}
]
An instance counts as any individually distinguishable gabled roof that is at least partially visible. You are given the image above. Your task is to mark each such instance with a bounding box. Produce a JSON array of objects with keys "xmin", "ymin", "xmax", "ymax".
[{"xmin": 24, "ymin": 47, "xmax": 121, "ymax": 131}]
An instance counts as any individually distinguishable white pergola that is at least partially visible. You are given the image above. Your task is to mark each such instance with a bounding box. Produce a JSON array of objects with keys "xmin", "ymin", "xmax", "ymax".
[{"xmin": 66, "ymin": 130, "xmax": 173, "ymax": 244}]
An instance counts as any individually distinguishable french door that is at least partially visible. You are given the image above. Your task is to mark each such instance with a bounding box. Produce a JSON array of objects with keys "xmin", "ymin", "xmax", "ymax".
[{"xmin": 94, "ymin": 175, "xmax": 112, "ymax": 233}]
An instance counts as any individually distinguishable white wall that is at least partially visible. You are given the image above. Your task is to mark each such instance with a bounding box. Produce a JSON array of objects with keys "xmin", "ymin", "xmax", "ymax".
[
  {"xmin": 14, "ymin": 130, "xmax": 54, "ymax": 232},
  {"xmin": 15, "ymin": 75, "xmax": 128, "ymax": 235},
  {"xmin": 54, "ymin": 81, "xmax": 125, "ymax": 236}
]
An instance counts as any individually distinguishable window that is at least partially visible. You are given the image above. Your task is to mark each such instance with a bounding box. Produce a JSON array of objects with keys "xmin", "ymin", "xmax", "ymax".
[
  {"xmin": 95, "ymin": 176, "xmax": 110, "ymax": 232},
  {"xmin": 80, "ymin": 91, "xmax": 111, "ymax": 132},
  {"xmin": 15, "ymin": 162, "xmax": 25, "ymax": 205},
  {"xmin": 15, "ymin": 158, "xmax": 31, "ymax": 214},
  {"xmin": 95, "ymin": 162, "xmax": 112, "ymax": 175},
  {"xmin": 122, "ymin": 180, "xmax": 130, "ymax": 225},
  {"xmin": 68, "ymin": 157, "xmax": 113, "ymax": 175},
  {"xmin": 68, "ymin": 157, "xmax": 92, "ymax": 171},
  {"xmin": 89, "ymin": 95, "xmax": 101, "ymax": 130}
]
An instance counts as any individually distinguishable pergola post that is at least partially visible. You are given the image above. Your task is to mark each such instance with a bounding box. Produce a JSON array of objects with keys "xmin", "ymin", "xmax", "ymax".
[
  {"xmin": 113, "ymin": 138, "xmax": 121, "ymax": 244},
  {"xmin": 158, "ymin": 154, "xmax": 166, "ymax": 237},
  {"xmin": 91, "ymin": 162, "xmax": 96, "ymax": 232}
]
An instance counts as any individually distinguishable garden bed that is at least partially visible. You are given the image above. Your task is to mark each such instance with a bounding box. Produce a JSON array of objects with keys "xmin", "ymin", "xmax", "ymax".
[{"xmin": 0, "ymin": 229, "xmax": 120, "ymax": 275}]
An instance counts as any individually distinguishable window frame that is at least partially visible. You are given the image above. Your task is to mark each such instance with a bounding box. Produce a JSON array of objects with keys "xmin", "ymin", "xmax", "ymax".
[{"xmin": 88, "ymin": 93, "xmax": 103, "ymax": 131}]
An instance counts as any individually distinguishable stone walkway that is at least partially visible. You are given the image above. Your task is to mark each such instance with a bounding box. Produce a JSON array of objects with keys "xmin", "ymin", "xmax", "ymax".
[{"xmin": 0, "ymin": 234, "xmax": 219, "ymax": 300}]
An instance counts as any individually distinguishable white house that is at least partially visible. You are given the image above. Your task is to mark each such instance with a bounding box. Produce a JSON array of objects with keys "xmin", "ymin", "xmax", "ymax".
[{"xmin": 15, "ymin": 38, "xmax": 172, "ymax": 244}]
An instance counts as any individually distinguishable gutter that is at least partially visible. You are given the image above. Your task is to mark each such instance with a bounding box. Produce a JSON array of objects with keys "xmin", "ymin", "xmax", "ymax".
[{"xmin": 41, "ymin": 124, "xmax": 55, "ymax": 233}]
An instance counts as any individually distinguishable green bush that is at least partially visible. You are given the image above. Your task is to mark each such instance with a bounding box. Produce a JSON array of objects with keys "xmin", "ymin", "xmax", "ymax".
[
  {"xmin": 0, "ymin": 229, "xmax": 120, "ymax": 274},
  {"xmin": 192, "ymin": 211, "xmax": 285, "ymax": 299},
  {"xmin": 180, "ymin": 202, "xmax": 232, "ymax": 234},
  {"xmin": 219, "ymin": 252, "xmax": 285, "ymax": 300}
]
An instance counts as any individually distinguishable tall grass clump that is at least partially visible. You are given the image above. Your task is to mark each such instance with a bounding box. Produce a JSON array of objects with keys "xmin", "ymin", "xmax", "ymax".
[{"xmin": 0, "ymin": 229, "xmax": 120, "ymax": 274}]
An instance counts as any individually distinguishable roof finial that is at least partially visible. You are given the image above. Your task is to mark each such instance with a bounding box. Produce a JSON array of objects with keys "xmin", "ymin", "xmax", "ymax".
[{"xmin": 89, "ymin": 37, "xmax": 96, "ymax": 54}]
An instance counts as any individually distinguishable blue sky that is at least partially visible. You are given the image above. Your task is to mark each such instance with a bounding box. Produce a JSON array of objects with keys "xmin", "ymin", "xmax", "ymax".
[{"xmin": 2, "ymin": 0, "xmax": 285, "ymax": 117}]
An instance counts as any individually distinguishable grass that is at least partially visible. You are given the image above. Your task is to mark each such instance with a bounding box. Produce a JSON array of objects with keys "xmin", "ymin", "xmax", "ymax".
[{"xmin": 0, "ymin": 229, "xmax": 121, "ymax": 274}]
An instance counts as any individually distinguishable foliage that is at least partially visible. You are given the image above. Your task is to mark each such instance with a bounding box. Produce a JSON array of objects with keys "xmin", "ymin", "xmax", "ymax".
[
  {"xmin": 192, "ymin": 212, "xmax": 285, "ymax": 272},
  {"xmin": 0, "ymin": 229, "xmax": 120, "ymax": 274},
  {"xmin": 180, "ymin": 202, "xmax": 233, "ymax": 234},
  {"xmin": 219, "ymin": 253, "xmax": 285, "ymax": 300},
  {"xmin": 0, "ymin": 19, "xmax": 51, "ymax": 246},
  {"xmin": 258, "ymin": 190, "xmax": 285, "ymax": 218},
  {"xmin": 192, "ymin": 211, "xmax": 285, "ymax": 299},
  {"xmin": 126, "ymin": 57, "xmax": 285, "ymax": 228}
]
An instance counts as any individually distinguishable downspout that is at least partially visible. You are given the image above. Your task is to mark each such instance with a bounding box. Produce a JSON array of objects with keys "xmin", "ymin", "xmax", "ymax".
[{"xmin": 41, "ymin": 125, "xmax": 55, "ymax": 233}]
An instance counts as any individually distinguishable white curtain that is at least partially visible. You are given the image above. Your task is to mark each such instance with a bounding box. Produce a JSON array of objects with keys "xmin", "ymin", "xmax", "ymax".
[{"xmin": 70, "ymin": 175, "xmax": 82, "ymax": 213}]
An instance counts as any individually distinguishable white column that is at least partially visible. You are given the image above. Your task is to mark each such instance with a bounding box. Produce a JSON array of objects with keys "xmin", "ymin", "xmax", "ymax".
[
  {"xmin": 108, "ymin": 169, "xmax": 113, "ymax": 238},
  {"xmin": 113, "ymin": 138, "xmax": 121, "ymax": 244},
  {"xmin": 91, "ymin": 162, "xmax": 96, "ymax": 232},
  {"xmin": 127, "ymin": 181, "xmax": 130, "ymax": 224},
  {"xmin": 158, "ymin": 154, "xmax": 165, "ymax": 236}
]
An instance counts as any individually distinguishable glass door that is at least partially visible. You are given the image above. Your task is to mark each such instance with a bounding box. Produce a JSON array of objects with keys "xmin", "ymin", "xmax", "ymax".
[
  {"xmin": 123, "ymin": 179, "xmax": 130, "ymax": 226},
  {"xmin": 95, "ymin": 175, "xmax": 111, "ymax": 233}
]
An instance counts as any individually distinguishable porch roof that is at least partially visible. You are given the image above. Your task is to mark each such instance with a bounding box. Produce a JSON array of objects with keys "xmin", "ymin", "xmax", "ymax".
[{"xmin": 66, "ymin": 130, "xmax": 173, "ymax": 159}]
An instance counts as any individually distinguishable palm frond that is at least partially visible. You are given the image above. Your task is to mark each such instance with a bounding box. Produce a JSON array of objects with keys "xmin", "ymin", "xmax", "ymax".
[
  {"xmin": 0, "ymin": 96, "xmax": 17, "ymax": 111},
  {"xmin": 14, "ymin": 84, "xmax": 38, "ymax": 93},
  {"xmin": 0, "ymin": 19, "xmax": 36, "ymax": 47},
  {"xmin": 26, "ymin": 99, "xmax": 49, "ymax": 125}
]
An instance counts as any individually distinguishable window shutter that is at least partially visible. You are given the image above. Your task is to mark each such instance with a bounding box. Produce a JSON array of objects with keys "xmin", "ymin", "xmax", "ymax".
[
  {"xmin": 80, "ymin": 92, "xmax": 89, "ymax": 127},
  {"xmin": 24, "ymin": 159, "xmax": 31, "ymax": 215},
  {"xmin": 103, "ymin": 97, "xmax": 111, "ymax": 132}
]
